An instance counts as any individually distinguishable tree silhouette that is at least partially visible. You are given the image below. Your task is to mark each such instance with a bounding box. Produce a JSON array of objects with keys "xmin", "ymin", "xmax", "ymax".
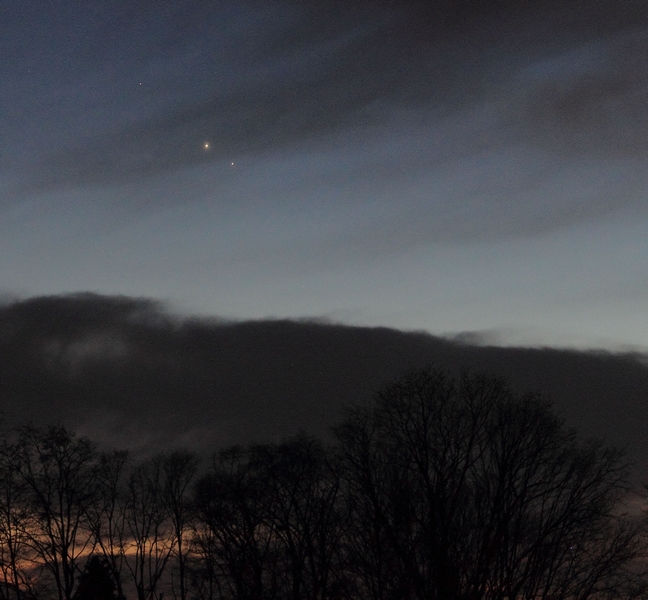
[
  {"xmin": 123, "ymin": 455, "xmax": 177, "ymax": 600},
  {"xmin": 16, "ymin": 426, "xmax": 99, "ymax": 600},
  {"xmin": 192, "ymin": 446, "xmax": 275, "ymax": 600},
  {"xmin": 193, "ymin": 436, "xmax": 347, "ymax": 600},
  {"xmin": 334, "ymin": 367, "xmax": 647, "ymax": 600},
  {"xmin": 161, "ymin": 451, "xmax": 200, "ymax": 600},
  {"xmin": 73, "ymin": 555, "xmax": 118, "ymax": 600},
  {"xmin": 0, "ymin": 440, "xmax": 35, "ymax": 600},
  {"xmin": 255, "ymin": 435, "xmax": 347, "ymax": 600},
  {"xmin": 0, "ymin": 368, "xmax": 643, "ymax": 599},
  {"xmin": 87, "ymin": 450, "xmax": 130, "ymax": 600}
]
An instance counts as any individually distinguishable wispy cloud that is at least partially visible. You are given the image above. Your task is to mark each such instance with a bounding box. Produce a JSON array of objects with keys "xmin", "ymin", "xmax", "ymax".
[{"xmin": 5, "ymin": 1, "xmax": 644, "ymax": 195}]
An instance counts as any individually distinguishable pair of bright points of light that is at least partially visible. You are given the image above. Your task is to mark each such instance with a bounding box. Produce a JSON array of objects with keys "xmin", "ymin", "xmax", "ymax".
[{"xmin": 204, "ymin": 143, "xmax": 234, "ymax": 166}]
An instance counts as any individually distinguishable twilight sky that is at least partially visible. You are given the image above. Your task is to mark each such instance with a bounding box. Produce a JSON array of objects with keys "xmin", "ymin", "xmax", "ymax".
[{"xmin": 2, "ymin": 0, "xmax": 648, "ymax": 349}]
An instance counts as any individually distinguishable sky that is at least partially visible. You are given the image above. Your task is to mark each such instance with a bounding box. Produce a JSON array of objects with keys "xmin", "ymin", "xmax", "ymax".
[{"xmin": 2, "ymin": 0, "xmax": 648, "ymax": 350}]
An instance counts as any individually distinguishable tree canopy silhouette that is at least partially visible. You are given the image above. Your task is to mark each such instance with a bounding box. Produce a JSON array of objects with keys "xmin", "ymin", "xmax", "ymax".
[
  {"xmin": 334, "ymin": 367, "xmax": 646, "ymax": 600},
  {"xmin": 0, "ymin": 369, "xmax": 643, "ymax": 599}
]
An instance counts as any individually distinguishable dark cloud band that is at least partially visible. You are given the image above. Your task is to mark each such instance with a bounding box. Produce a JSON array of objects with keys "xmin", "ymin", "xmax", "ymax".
[{"xmin": 2, "ymin": 293, "xmax": 648, "ymax": 480}]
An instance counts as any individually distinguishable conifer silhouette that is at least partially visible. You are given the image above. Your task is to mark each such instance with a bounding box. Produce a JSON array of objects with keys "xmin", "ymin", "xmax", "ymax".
[{"xmin": 73, "ymin": 556, "xmax": 119, "ymax": 600}]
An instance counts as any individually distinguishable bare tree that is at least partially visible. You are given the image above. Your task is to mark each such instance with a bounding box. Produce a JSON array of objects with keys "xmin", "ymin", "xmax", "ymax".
[
  {"xmin": 88, "ymin": 450, "xmax": 130, "ymax": 600},
  {"xmin": 334, "ymin": 368, "xmax": 647, "ymax": 600},
  {"xmin": 192, "ymin": 446, "xmax": 277, "ymax": 600},
  {"xmin": 0, "ymin": 441, "xmax": 36, "ymax": 600},
  {"xmin": 16, "ymin": 426, "xmax": 99, "ymax": 600},
  {"xmin": 161, "ymin": 451, "xmax": 199, "ymax": 600},
  {"xmin": 189, "ymin": 522, "xmax": 221, "ymax": 600},
  {"xmin": 257, "ymin": 435, "xmax": 348, "ymax": 600},
  {"xmin": 123, "ymin": 456, "xmax": 176, "ymax": 600},
  {"xmin": 192, "ymin": 437, "xmax": 349, "ymax": 600}
]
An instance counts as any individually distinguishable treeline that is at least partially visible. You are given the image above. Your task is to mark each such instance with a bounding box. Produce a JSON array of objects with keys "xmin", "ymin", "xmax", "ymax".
[{"xmin": 0, "ymin": 369, "xmax": 645, "ymax": 600}]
